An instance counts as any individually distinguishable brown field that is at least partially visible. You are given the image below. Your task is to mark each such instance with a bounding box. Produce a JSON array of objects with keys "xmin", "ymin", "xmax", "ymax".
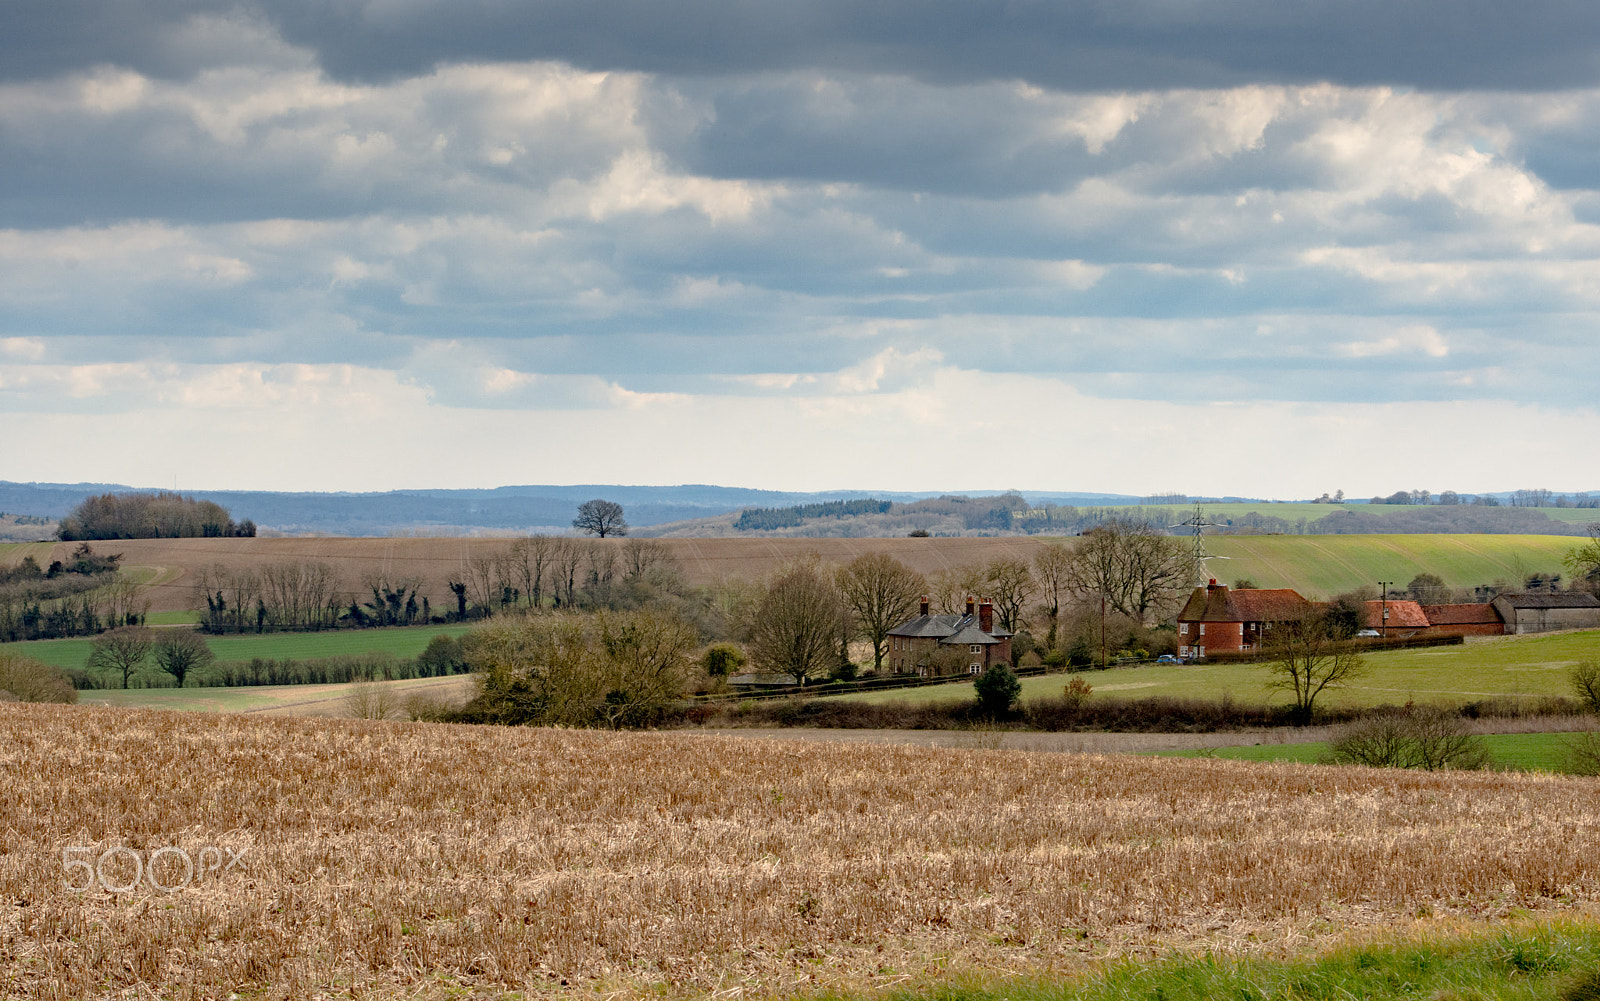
[
  {"xmin": 4, "ymin": 704, "xmax": 1600, "ymax": 1000},
  {"xmin": 0, "ymin": 536, "xmax": 1046, "ymax": 614}
]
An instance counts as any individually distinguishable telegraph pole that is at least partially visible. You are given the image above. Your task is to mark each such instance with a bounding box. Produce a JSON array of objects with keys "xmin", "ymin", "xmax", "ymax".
[{"xmin": 1377, "ymin": 580, "xmax": 1393, "ymax": 639}]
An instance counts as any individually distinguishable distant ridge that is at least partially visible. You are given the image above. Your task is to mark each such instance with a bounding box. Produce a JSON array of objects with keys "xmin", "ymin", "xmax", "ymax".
[{"xmin": 0, "ymin": 481, "xmax": 1142, "ymax": 537}]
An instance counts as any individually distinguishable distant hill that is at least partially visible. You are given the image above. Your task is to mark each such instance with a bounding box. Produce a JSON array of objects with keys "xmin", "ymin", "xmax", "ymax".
[{"xmin": 0, "ymin": 481, "xmax": 1142, "ymax": 537}]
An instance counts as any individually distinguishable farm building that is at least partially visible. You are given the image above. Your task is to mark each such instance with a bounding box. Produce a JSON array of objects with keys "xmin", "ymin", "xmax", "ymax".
[
  {"xmin": 1421, "ymin": 603, "xmax": 1507, "ymax": 638},
  {"xmin": 1358, "ymin": 599, "xmax": 1430, "ymax": 639},
  {"xmin": 886, "ymin": 597, "xmax": 1012, "ymax": 675},
  {"xmin": 1176, "ymin": 580, "xmax": 1312, "ymax": 658},
  {"xmin": 1490, "ymin": 592, "xmax": 1600, "ymax": 634}
]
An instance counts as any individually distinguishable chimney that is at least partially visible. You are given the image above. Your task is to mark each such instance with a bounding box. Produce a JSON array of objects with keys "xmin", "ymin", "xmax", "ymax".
[
  {"xmin": 1208, "ymin": 578, "xmax": 1219, "ymax": 590},
  {"xmin": 979, "ymin": 600, "xmax": 993, "ymax": 634},
  {"xmin": 965, "ymin": 596, "xmax": 976, "ymax": 617},
  {"xmin": 919, "ymin": 596, "xmax": 929, "ymax": 616}
]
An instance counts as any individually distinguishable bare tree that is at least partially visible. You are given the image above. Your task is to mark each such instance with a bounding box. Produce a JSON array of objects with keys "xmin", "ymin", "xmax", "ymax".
[
  {"xmin": 1265, "ymin": 611, "xmax": 1367, "ymax": 725},
  {"xmin": 836, "ymin": 552, "xmax": 927, "ymax": 675},
  {"xmin": 1565, "ymin": 524, "xmax": 1600, "ymax": 596},
  {"xmin": 1032, "ymin": 542, "xmax": 1073, "ymax": 648},
  {"xmin": 595, "ymin": 610, "xmax": 697, "ymax": 728},
  {"xmin": 152, "ymin": 630, "xmax": 214, "ymax": 688},
  {"xmin": 979, "ymin": 556, "xmax": 1036, "ymax": 634},
  {"xmin": 573, "ymin": 499, "xmax": 628, "ymax": 538},
  {"xmin": 749, "ymin": 561, "xmax": 848, "ymax": 686},
  {"xmin": 86, "ymin": 626, "xmax": 155, "ymax": 688},
  {"xmin": 261, "ymin": 560, "xmax": 341, "ymax": 629},
  {"xmin": 509, "ymin": 535, "xmax": 554, "ymax": 610},
  {"xmin": 1065, "ymin": 520, "xmax": 1197, "ymax": 625},
  {"xmin": 552, "ymin": 539, "xmax": 585, "ymax": 608}
]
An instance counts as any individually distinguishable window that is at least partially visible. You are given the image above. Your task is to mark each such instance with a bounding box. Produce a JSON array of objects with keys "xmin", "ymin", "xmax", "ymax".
[
  {"xmin": 1179, "ymin": 623, "xmax": 1187, "ymax": 634},
  {"xmin": 969, "ymin": 663, "xmax": 982, "ymax": 674},
  {"xmin": 1199, "ymin": 623, "xmax": 1206, "ymax": 636},
  {"xmin": 970, "ymin": 644, "xmax": 981, "ymax": 653}
]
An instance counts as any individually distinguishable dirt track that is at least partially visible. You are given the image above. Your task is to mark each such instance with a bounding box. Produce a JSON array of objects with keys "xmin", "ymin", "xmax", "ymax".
[{"xmin": 7, "ymin": 535, "xmax": 1048, "ymax": 613}]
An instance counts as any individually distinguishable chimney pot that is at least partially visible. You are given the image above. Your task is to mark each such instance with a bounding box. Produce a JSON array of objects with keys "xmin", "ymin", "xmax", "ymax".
[{"xmin": 965, "ymin": 596, "xmax": 976, "ymax": 617}]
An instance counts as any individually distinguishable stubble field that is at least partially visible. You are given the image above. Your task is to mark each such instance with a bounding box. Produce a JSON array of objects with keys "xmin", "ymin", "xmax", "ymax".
[{"xmin": 3, "ymin": 704, "xmax": 1599, "ymax": 1000}]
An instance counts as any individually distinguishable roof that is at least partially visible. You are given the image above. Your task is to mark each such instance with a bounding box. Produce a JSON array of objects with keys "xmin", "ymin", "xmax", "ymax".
[
  {"xmin": 1360, "ymin": 600, "xmax": 1430, "ymax": 630},
  {"xmin": 1178, "ymin": 584, "xmax": 1311, "ymax": 623},
  {"xmin": 1422, "ymin": 603, "xmax": 1503, "ymax": 625},
  {"xmin": 887, "ymin": 612, "xmax": 1010, "ymax": 643},
  {"xmin": 1492, "ymin": 592, "xmax": 1600, "ymax": 610}
]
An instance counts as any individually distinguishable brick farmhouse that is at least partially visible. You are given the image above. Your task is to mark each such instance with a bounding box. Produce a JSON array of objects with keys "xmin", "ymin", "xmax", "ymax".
[{"xmin": 886, "ymin": 597, "xmax": 1013, "ymax": 676}]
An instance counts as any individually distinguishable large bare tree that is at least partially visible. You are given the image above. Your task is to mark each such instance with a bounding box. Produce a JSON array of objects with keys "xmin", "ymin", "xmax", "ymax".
[
  {"xmin": 573, "ymin": 499, "xmax": 628, "ymax": 538},
  {"xmin": 749, "ymin": 562, "xmax": 847, "ymax": 686},
  {"xmin": 979, "ymin": 556, "xmax": 1036, "ymax": 634},
  {"xmin": 1065, "ymin": 520, "xmax": 1197, "ymax": 625},
  {"xmin": 86, "ymin": 626, "xmax": 154, "ymax": 689},
  {"xmin": 836, "ymin": 552, "xmax": 927, "ymax": 675}
]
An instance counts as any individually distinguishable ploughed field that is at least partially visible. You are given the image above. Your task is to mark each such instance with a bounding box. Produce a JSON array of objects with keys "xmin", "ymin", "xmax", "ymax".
[{"xmin": 4, "ymin": 705, "xmax": 1599, "ymax": 999}]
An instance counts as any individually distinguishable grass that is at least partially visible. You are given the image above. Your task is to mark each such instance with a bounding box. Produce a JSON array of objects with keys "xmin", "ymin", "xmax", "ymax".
[
  {"xmin": 1205, "ymin": 533, "xmax": 1581, "ymax": 597},
  {"xmin": 6, "ymin": 621, "xmax": 474, "ymax": 672},
  {"xmin": 77, "ymin": 673, "xmax": 474, "ymax": 715},
  {"xmin": 7, "ymin": 704, "xmax": 1600, "ymax": 999},
  {"xmin": 883, "ymin": 919, "xmax": 1600, "ymax": 1001},
  {"xmin": 1158, "ymin": 731, "xmax": 1593, "ymax": 771},
  {"xmin": 827, "ymin": 629, "xmax": 1600, "ymax": 709}
]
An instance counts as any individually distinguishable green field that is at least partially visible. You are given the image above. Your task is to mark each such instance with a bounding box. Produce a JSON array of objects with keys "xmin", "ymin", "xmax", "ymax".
[
  {"xmin": 1157, "ymin": 731, "xmax": 1593, "ymax": 771},
  {"xmin": 8, "ymin": 622, "xmax": 474, "ymax": 672},
  {"xmin": 1205, "ymin": 533, "xmax": 1581, "ymax": 597},
  {"xmin": 828, "ymin": 629, "xmax": 1600, "ymax": 708}
]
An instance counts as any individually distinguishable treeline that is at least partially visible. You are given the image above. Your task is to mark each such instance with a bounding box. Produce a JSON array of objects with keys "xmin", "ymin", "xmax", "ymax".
[
  {"xmin": 57, "ymin": 492, "xmax": 257, "ymax": 541},
  {"xmin": 68, "ymin": 643, "xmax": 471, "ymax": 690},
  {"xmin": 1368, "ymin": 488, "xmax": 1598, "ymax": 508},
  {"xmin": 734, "ymin": 499, "xmax": 892, "ymax": 531},
  {"xmin": 190, "ymin": 537, "xmax": 700, "ymax": 635},
  {"xmin": 0, "ymin": 545, "xmax": 145, "ymax": 642}
]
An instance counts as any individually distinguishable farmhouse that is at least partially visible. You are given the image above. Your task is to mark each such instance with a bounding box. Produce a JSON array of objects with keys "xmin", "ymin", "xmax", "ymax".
[
  {"xmin": 1490, "ymin": 592, "xmax": 1600, "ymax": 634},
  {"xmin": 886, "ymin": 597, "xmax": 1012, "ymax": 675},
  {"xmin": 1176, "ymin": 580, "xmax": 1311, "ymax": 658}
]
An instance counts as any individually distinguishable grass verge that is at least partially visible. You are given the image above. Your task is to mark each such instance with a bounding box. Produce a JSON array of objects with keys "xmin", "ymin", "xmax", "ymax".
[
  {"xmin": 1157, "ymin": 730, "xmax": 1594, "ymax": 771},
  {"xmin": 875, "ymin": 919, "xmax": 1600, "ymax": 1001}
]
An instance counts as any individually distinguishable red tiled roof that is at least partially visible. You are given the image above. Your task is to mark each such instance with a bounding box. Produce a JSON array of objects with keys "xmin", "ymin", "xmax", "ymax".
[
  {"xmin": 1361, "ymin": 599, "xmax": 1430, "ymax": 629},
  {"xmin": 1178, "ymin": 585, "xmax": 1310, "ymax": 623},
  {"xmin": 1422, "ymin": 603, "xmax": 1502, "ymax": 625}
]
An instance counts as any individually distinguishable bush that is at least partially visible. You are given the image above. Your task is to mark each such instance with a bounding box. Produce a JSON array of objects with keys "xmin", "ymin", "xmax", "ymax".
[
  {"xmin": 702, "ymin": 643, "xmax": 747, "ymax": 677},
  {"xmin": 973, "ymin": 663, "xmax": 1021, "ymax": 717},
  {"xmin": 417, "ymin": 634, "xmax": 468, "ymax": 677},
  {"xmin": 1329, "ymin": 706, "xmax": 1489, "ymax": 770},
  {"xmin": 0, "ymin": 651, "xmax": 79, "ymax": 703},
  {"xmin": 1560, "ymin": 729, "xmax": 1600, "ymax": 777},
  {"xmin": 1570, "ymin": 661, "xmax": 1600, "ymax": 713}
]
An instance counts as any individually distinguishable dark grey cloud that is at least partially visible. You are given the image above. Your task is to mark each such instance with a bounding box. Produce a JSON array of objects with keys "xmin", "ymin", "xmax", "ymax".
[{"xmin": 6, "ymin": 0, "xmax": 1600, "ymax": 91}]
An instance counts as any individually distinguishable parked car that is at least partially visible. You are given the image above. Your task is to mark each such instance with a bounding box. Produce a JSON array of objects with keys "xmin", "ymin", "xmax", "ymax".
[
  {"xmin": 1155, "ymin": 654, "xmax": 1185, "ymax": 665},
  {"xmin": 1355, "ymin": 629, "xmax": 1381, "ymax": 638}
]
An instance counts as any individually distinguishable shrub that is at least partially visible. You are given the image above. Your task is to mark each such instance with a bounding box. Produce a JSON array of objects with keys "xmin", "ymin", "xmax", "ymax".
[
  {"xmin": 344, "ymin": 679, "xmax": 403, "ymax": 720},
  {"xmin": 1570, "ymin": 661, "xmax": 1600, "ymax": 713},
  {"xmin": 973, "ymin": 664, "xmax": 1022, "ymax": 717},
  {"xmin": 1560, "ymin": 729, "xmax": 1600, "ymax": 777},
  {"xmin": 1329, "ymin": 706, "xmax": 1489, "ymax": 770},
  {"xmin": 702, "ymin": 643, "xmax": 747, "ymax": 677},
  {"xmin": 417, "ymin": 634, "xmax": 468, "ymax": 677},
  {"xmin": 0, "ymin": 651, "xmax": 79, "ymax": 703}
]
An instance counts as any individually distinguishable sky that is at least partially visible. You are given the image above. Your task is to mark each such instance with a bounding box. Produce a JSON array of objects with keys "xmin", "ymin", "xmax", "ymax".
[{"xmin": 2, "ymin": 0, "xmax": 1598, "ymax": 499}]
